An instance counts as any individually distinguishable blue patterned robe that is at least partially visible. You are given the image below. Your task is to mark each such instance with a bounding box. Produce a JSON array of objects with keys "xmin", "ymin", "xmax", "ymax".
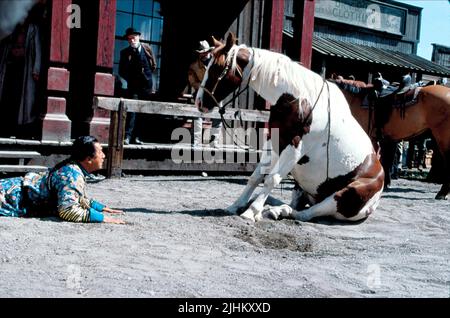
[{"xmin": 0, "ymin": 162, "xmax": 105, "ymax": 222}]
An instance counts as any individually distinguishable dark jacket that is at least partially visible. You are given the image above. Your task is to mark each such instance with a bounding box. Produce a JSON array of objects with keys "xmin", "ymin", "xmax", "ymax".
[{"xmin": 118, "ymin": 43, "xmax": 156, "ymax": 92}]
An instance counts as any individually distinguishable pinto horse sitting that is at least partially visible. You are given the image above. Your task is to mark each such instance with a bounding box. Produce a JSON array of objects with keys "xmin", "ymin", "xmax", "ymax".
[{"xmin": 196, "ymin": 33, "xmax": 384, "ymax": 222}]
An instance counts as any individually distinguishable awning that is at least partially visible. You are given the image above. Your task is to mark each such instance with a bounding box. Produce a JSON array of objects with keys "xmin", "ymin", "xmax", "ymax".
[{"xmin": 311, "ymin": 35, "xmax": 450, "ymax": 77}]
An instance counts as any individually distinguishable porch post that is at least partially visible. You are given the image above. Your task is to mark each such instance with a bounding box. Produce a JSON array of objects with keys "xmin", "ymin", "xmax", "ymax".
[
  {"xmin": 42, "ymin": 0, "xmax": 72, "ymax": 142},
  {"xmin": 293, "ymin": 0, "xmax": 315, "ymax": 69},
  {"xmin": 299, "ymin": 0, "xmax": 315, "ymax": 69},
  {"xmin": 269, "ymin": 0, "xmax": 285, "ymax": 53},
  {"xmin": 91, "ymin": 0, "xmax": 117, "ymax": 143},
  {"xmin": 265, "ymin": 0, "xmax": 285, "ymax": 125}
]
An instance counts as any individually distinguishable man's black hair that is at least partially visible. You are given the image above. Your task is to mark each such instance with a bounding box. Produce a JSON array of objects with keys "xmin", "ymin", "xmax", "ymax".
[
  {"xmin": 70, "ymin": 136, "xmax": 99, "ymax": 162},
  {"xmin": 51, "ymin": 136, "xmax": 99, "ymax": 172}
]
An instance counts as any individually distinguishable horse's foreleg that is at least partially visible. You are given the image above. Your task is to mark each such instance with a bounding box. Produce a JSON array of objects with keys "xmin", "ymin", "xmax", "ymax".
[
  {"xmin": 435, "ymin": 183, "xmax": 449, "ymax": 200},
  {"xmin": 241, "ymin": 143, "xmax": 302, "ymax": 221},
  {"xmin": 226, "ymin": 140, "xmax": 278, "ymax": 214},
  {"xmin": 431, "ymin": 126, "xmax": 450, "ymax": 200},
  {"xmin": 434, "ymin": 144, "xmax": 449, "ymax": 200}
]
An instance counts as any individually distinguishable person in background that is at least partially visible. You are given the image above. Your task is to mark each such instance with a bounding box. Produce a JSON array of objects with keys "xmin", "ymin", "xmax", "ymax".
[
  {"xmin": 188, "ymin": 40, "xmax": 222, "ymax": 148},
  {"xmin": 119, "ymin": 27, "xmax": 157, "ymax": 145},
  {"xmin": 0, "ymin": 9, "xmax": 42, "ymax": 139},
  {"xmin": 0, "ymin": 136, "xmax": 125, "ymax": 224}
]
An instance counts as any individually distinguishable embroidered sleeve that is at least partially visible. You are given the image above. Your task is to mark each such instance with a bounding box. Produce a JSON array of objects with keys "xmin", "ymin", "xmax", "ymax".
[
  {"xmin": 53, "ymin": 167, "xmax": 104, "ymax": 223},
  {"xmin": 79, "ymin": 197, "xmax": 105, "ymax": 212}
]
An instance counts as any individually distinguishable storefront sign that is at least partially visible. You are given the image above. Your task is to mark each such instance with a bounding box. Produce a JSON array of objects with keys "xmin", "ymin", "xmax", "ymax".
[{"xmin": 315, "ymin": 0, "xmax": 406, "ymax": 35}]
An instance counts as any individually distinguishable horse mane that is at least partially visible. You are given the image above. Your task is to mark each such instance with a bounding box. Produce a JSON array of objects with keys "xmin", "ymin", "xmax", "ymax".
[
  {"xmin": 227, "ymin": 44, "xmax": 323, "ymax": 108},
  {"xmin": 331, "ymin": 78, "xmax": 374, "ymax": 96}
]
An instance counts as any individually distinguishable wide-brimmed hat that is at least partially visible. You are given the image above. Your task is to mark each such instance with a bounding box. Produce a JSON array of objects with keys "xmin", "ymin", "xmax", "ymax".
[
  {"xmin": 124, "ymin": 27, "xmax": 141, "ymax": 38},
  {"xmin": 196, "ymin": 40, "xmax": 214, "ymax": 53}
]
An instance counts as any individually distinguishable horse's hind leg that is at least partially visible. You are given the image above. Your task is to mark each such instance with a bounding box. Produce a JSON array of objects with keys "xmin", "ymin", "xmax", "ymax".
[
  {"xmin": 292, "ymin": 187, "xmax": 382, "ymax": 222},
  {"xmin": 270, "ymin": 170, "xmax": 384, "ymax": 222}
]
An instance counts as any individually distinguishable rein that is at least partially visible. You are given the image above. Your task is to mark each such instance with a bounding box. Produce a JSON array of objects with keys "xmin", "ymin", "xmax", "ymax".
[
  {"xmin": 325, "ymin": 81, "xmax": 331, "ymax": 181},
  {"xmin": 201, "ymin": 84, "xmax": 253, "ymax": 150},
  {"xmin": 288, "ymin": 79, "xmax": 331, "ymax": 181},
  {"xmin": 200, "ymin": 48, "xmax": 332, "ymax": 179},
  {"xmin": 199, "ymin": 47, "xmax": 253, "ymax": 150}
]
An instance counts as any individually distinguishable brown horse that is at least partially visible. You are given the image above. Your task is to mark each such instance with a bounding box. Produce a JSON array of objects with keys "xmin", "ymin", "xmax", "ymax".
[{"xmin": 335, "ymin": 78, "xmax": 450, "ymax": 200}]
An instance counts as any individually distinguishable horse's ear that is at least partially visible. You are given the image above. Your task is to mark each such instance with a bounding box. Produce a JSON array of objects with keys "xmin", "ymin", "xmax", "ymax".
[
  {"xmin": 211, "ymin": 36, "xmax": 222, "ymax": 48},
  {"xmin": 224, "ymin": 32, "xmax": 237, "ymax": 52},
  {"xmin": 211, "ymin": 36, "xmax": 225, "ymax": 55}
]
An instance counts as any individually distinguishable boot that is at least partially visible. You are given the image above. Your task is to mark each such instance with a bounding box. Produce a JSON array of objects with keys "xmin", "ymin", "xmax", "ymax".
[
  {"xmin": 209, "ymin": 126, "xmax": 221, "ymax": 148},
  {"xmin": 193, "ymin": 118, "xmax": 203, "ymax": 147}
]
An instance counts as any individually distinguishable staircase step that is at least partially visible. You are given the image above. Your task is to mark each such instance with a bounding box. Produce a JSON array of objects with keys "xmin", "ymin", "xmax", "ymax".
[
  {"xmin": 0, "ymin": 165, "xmax": 48, "ymax": 173},
  {"xmin": 0, "ymin": 151, "xmax": 42, "ymax": 159}
]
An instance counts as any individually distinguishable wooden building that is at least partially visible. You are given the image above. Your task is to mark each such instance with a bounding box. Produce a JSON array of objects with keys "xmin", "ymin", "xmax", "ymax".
[
  {"xmin": 10, "ymin": 0, "xmax": 312, "ymax": 145},
  {"xmin": 2, "ymin": 0, "xmax": 449, "ymax": 174},
  {"xmin": 0, "ymin": 0, "xmax": 312, "ymax": 173},
  {"xmin": 432, "ymin": 43, "xmax": 450, "ymax": 69},
  {"xmin": 2, "ymin": 0, "xmax": 449, "ymax": 145},
  {"xmin": 284, "ymin": 0, "xmax": 450, "ymax": 84}
]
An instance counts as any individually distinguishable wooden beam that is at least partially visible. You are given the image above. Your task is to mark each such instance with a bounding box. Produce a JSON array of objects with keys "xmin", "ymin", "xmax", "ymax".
[
  {"xmin": 50, "ymin": 0, "xmax": 71, "ymax": 63},
  {"xmin": 96, "ymin": 0, "xmax": 116, "ymax": 68},
  {"xmin": 0, "ymin": 151, "xmax": 41, "ymax": 158},
  {"xmin": 106, "ymin": 100, "xmax": 127, "ymax": 178},
  {"xmin": 300, "ymin": 0, "xmax": 315, "ymax": 69},
  {"xmin": 94, "ymin": 97, "xmax": 270, "ymax": 123},
  {"xmin": 269, "ymin": 0, "xmax": 285, "ymax": 53},
  {"xmin": 121, "ymin": 159, "xmax": 258, "ymax": 173},
  {"xmin": 0, "ymin": 165, "xmax": 48, "ymax": 173}
]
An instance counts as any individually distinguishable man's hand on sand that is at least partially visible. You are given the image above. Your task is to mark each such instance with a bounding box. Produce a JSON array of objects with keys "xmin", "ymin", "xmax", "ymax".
[
  {"xmin": 103, "ymin": 216, "xmax": 126, "ymax": 224},
  {"xmin": 103, "ymin": 207, "xmax": 125, "ymax": 215}
]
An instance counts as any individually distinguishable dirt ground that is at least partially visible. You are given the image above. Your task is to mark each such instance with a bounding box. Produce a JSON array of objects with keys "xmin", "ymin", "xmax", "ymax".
[{"xmin": 0, "ymin": 175, "xmax": 448, "ymax": 298}]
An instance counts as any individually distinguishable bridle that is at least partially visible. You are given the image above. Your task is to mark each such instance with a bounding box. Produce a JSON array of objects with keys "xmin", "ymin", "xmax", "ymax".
[
  {"xmin": 199, "ymin": 48, "xmax": 331, "ymax": 174},
  {"xmin": 199, "ymin": 47, "xmax": 251, "ymax": 112}
]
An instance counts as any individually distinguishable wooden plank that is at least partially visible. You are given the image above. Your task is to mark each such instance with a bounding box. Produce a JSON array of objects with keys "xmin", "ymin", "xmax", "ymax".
[
  {"xmin": 96, "ymin": 0, "xmax": 116, "ymax": 68},
  {"xmin": 106, "ymin": 100, "xmax": 127, "ymax": 178},
  {"xmin": 269, "ymin": 0, "xmax": 285, "ymax": 53},
  {"xmin": 121, "ymin": 142, "xmax": 262, "ymax": 154},
  {"xmin": 0, "ymin": 165, "xmax": 48, "ymax": 173},
  {"xmin": 300, "ymin": 0, "xmax": 315, "ymax": 69},
  {"xmin": 94, "ymin": 97, "xmax": 270, "ymax": 123},
  {"xmin": 0, "ymin": 151, "xmax": 41, "ymax": 158},
  {"xmin": 121, "ymin": 159, "xmax": 258, "ymax": 173},
  {"xmin": 50, "ymin": 0, "xmax": 71, "ymax": 63}
]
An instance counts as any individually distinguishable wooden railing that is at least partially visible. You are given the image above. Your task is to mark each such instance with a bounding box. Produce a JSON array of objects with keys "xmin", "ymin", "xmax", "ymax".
[{"xmin": 94, "ymin": 97, "xmax": 270, "ymax": 178}]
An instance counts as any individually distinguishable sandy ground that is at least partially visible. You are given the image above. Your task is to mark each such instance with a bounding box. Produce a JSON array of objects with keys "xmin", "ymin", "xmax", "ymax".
[{"xmin": 0, "ymin": 175, "xmax": 449, "ymax": 298}]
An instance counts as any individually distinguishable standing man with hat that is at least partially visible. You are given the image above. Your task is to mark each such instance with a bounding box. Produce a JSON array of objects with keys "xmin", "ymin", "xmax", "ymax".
[
  {"xmin": 188, "ymin": 40, "xmax": 222, "ymax": 148},
  {"xmin": 119, "ymin": 27, "xmax": 157, "ymax": 145}
]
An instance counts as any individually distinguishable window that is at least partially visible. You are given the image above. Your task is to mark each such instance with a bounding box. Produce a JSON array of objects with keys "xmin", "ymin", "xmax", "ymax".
[{"xmin": 114, "ymin": 0, "xmax": 163, "ymax": 91}]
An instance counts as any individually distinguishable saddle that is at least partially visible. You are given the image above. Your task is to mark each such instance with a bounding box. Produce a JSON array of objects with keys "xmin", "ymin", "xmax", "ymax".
[
  {"xmin": 370, "ymin": 78, "xmax": 422, "ymax": 139},
  {"xmin": 332, "ymin": 75, "xmax": 422, "ymax": 141}
]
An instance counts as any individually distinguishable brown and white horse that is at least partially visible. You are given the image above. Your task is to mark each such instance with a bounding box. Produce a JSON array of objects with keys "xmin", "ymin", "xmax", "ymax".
[
  {"xmin": 196, "ymin": 33, "xmax": 384, "ymax": 222},
  {"xmin": 335, "ymin": 77, "xmax": 450, "ymax": 200}
]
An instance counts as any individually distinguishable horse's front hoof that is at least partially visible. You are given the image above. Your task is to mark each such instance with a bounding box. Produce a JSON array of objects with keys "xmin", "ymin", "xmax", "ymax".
[
  {"xmin": 240, "ymin": 209, "xmax": 255, "ymax": 222},
  {"xmin": 435, "ymin": 193, "xmax": 448, "ymax": 200},
  {"xmin": 254, "ymin": 212, "xmax": 263, "ymax": 222}
]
